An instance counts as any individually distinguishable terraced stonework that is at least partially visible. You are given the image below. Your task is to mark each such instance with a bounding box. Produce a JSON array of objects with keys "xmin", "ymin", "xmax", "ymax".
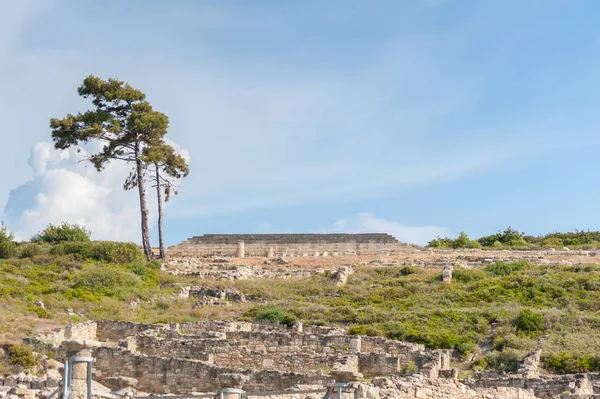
[{"xmin": 167, "ymin": 234, "xmax": 410, "ymax": 258}]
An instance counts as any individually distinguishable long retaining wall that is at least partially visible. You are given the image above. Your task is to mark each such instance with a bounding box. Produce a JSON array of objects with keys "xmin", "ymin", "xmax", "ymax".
[{"xmin": 167, "ymin": 233, "xmax": 410, "ymax": 257}]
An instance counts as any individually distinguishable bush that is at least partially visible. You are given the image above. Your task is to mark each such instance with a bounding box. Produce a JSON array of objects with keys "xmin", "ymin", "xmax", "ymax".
[
  {"xmin": 252, "ymin": 307, "xmax": 297, "ymax": 327},
  {"xmin": 7, "ymin": 344, "xmax": 35, "ymax": 369},
  {"xmin": 542, "ymin": 237, "xmax": 564, "ymax": 248},
  {"xmin": 452, "ymin": 232, "xmax": 481, "ymax": 249},
  {"xmin": 0, "ymin": 223, "xmax": 16, "ymax": 259},
  {"xmin": 513, "ymin": 309, "xmax": 544, "ymax": 336},
  {"xmin": 348, "ymin": 324, "xmax": 381, "ymax": 336},
  {"xmin": 485, "ymin": 261, "xmax": 529, "ymax": 276},
  {"xmin": 452, "ymin": 268, "xmax": 487, "ymax": 283},
  {"xmin": 32, "ymin": 222, "xmax": 91, "ymax": 244},
  {"xmin": 20, "ymin": 244, "xmax": 42, "ymax": 259},
  {"xmin": 0, "ymin": 241, "xmax": 17, "ymax": 259},
  {"xmin": 70, "ymin": 265, "xmax": 140, "ymax": 298},
  {"xmin": 481, "ymin": 349, "xmax": 520, "ymax": 372},
  {"xmin": 543, "ymin": 352, "xmax": 600, "ymax": 374},
  {"xmin": 50, "ymin": 241, "xmax": 143, "ymax": 263},
  {"xmin": 427, "ymin": 236, "xmax": 453, "ymax": 248}
]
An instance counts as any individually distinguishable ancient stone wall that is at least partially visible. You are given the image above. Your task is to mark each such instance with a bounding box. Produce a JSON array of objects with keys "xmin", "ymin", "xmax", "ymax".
[
  {"xmin": 95, "ymin": 321, "xmax": 161, "ymax": 342},
  {"xmin": 468, "ymin": 373, "xmax": 600, "ymax": 398},
  {"xmin": 167, "ymin": 234, "xmax": 409, "ymax": 258},
  {"xmin": 32, "ymin": 320, "xmax": 444, "ymax": 395},
  {"xmin": 92, "ymin": 346, "xmax": 331, "ymax": 394}
]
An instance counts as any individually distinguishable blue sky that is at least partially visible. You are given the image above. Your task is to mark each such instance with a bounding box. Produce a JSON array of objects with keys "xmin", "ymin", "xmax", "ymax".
[{"xmin": 1, "ymin": 0, "xmax": 600, "ymax": 245}]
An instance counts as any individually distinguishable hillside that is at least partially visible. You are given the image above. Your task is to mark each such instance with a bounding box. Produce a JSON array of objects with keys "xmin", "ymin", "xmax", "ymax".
[{"xmin": 2, "ymin": 240, "xmax": 600, "ymax": 378}]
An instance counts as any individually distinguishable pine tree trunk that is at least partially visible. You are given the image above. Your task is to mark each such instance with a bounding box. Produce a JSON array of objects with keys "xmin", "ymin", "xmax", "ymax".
[
  {"xmin": 156, "ymin": 166, "xmax": 165, "ymax": 260},
  {"xmin": 135, "ymin": 145, "xmax": 153, "ymax": 261}
]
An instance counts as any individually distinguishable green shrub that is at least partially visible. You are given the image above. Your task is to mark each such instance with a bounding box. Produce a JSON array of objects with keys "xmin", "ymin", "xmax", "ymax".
[
  {"xmin": 452, "ymin": 232, "xmax": 481, "ymax": 249},
  {"xmin": 71, "ymin": 265, "xmax": 140, "ymax": 298},
  {"xmin": 483, "ymin": 349, "xmax": 520, "ymax": 372},
  {"xmin": 28, "ymin": 305, "xmax": 51, "ymax": 319},
  {"xmin": 542, "ymin": 237, "xmax": 564, "ymax": 248},
  {"xmin": 252, "ymin": 307, "xmax": 297, "ymax": 327},
  {"xmin": 0, "ymin": 241, "xmax": 17, "ymax": 259},
  {"xmin": 348, "ymin": 324, "xmax": 381, "ymax": 336},
  {"xmin": 32, "ymin": 222, "xmax": 91, "ymax": 244},
  {"xmin": 0, "ymin": 223, "xmax": 16, "ymax": 259},
  {"xmin": 452, "ymin": 268, "xmax": 487, "ymax": 283},
  {"xmin": 7, "ymin": 344, "xmax": 35, "ymax": 369},
  {"xmin": 543, "ymin": 352, "xmax": 600, "ymax": 374},
  {"xmin": 427, "ymin": 236, "xmax": 453, "ymax": 248},
  {"xmin": 513, "ymin": 309, "xmax": 544, "ymax": 336},
  {"xmin": 399, "ymin": 266, "xmax": 418, "ymax": 276},
  {"xmin": 50, "ymin": 241, "xmax": 143, "ymax": 263},
  {"xmin": 20, "ymin": 244, "xmax": 42, "ymax": 259},
  {"xmin": 485, "ymin": 261, "xmax": 529, "ymax": 276}
]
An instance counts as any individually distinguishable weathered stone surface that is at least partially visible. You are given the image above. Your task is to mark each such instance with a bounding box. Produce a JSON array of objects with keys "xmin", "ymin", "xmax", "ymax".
[
  {"xmin": 441, "ymin": 266, "xmax": 453, "ymax": 283},
  {"xmin": 329, "ymin": 370, "xmax": 363, "ymax": 382},
  {"xmin": 102, "ymin": 376, "xmax": 139, "ymax": 390}
]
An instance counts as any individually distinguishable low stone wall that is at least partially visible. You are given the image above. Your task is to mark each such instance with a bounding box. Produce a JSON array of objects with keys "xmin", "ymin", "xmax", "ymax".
[
  {"xmin": 96, "ymin": 321, "xmax": 163, "ymax": 342},
  {"xmin": 133, "ymin": 328, "xmax": 427, "ymax": 376},
  {"xmin": 469, "ymin": 373, "xmax": 600, "ymax": 398},
  {"xmin": 93, "ymin": 347, "xmax": 332, "ymax": 394}
]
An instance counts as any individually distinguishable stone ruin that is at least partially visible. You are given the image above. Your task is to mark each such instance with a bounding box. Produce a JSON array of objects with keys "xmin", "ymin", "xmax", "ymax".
[
  {"xmin": 25, "ymin": 320, "xmax": 446, "ymax": 394},
  {"xmin": 1, "ymin": 320, "xmax": 598, "ymax": 399},
  {"xmin": 167, "ymin": 234, "xmax": 410, "ymax": 258}
]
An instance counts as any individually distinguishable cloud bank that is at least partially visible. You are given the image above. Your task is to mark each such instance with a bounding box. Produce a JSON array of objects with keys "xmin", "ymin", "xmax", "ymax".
[{"xmin": 4, "ymin": 142, "xmax": 154, "ymax": 242}]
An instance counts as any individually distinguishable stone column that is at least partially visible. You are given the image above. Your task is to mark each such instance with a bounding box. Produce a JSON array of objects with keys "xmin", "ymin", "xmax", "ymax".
[
  {"xmin": 440, "ymin": 350, "xmax": 450, "ymax": 370},
  {"xmin": 267, "ymin": 247, "xmax": 274, "ymax": 258},
  {"xmin": 237, "ymin": 241, "xmax": 245, "ymax": 258},
  {"xmin": 60, "ymin": 340, "xmax": 94, "ymax": 399}
]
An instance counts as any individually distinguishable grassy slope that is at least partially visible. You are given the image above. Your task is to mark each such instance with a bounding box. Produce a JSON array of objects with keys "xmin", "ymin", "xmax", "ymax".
[{"xmin": 1, "ymin": 252, "xmax": 600, "ymax": 375}]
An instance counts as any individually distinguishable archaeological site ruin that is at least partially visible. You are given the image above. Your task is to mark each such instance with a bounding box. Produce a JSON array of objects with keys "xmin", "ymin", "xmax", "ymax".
[
  {"xmin": 4, "ymin": 234, "xmax": 600, "ymax": 399},
  {"xmin": 167, "ymin": 234, "xmax": 410, "ymax": 258}
]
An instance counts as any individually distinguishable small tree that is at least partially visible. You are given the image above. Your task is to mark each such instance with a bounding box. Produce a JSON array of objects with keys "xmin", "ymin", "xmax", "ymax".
[
  {"xmin": 0, "ymin": 222, "xmax": 16, "ymax": 259},
  {"xmin": 51, "ymin": 75, "xmax": 169, "ymax": 260},
  {"xmin": 124, "ymin": 141, "xmax": 189, "ymax": 259},
  {"xmin": 31, "ymin": 222, "xmax": 91, "ymax": 244},
  {"xmin": 142, "ymin": 143, "xmax": 189, "ymax": 259}
]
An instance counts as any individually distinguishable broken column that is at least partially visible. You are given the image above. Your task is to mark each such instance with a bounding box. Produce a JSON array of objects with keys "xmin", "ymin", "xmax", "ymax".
[
  {"xmin": 440, "ymin": 350, "xmax": 450, "ymax": 370},
  {"xmin": 266, "ymin": 247, "xmax": 274, "ymax": 258},
  {"xmin": 237, "ymin": 241, "xmax": 245, "ymax": 258},
  {"xmin": 60, "ymin": 340, "xmax": 95, "ymax": 399},
  {"xmin": 442, "ymin": 266, "xmax": 453, "ymax": 283}
]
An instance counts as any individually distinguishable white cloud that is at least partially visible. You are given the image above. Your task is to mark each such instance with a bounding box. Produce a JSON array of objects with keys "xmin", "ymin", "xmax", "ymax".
[
  {"xmin": 322, "ymin": 213, "xmax": 451, "ymax": 246},
  {"xmin": 4, "ymin": 142, "xmax": 160, "ymax": 242}
]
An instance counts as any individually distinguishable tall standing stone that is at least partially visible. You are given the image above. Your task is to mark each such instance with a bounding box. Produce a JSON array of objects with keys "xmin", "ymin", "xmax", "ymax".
[
  {"xmin": 442, "ymin": 266, "xmax": 453, "ymax": 283},
  {"xmin": 237, "ymin": 241, "xmax": 245, "ymax": 258},
  {"xmin": 267, "ymin": 247, "xmax": 274, "ymax": 258}
]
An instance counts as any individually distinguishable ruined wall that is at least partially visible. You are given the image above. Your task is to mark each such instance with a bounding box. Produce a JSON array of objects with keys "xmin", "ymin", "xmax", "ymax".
[
  {"xmin": 92, "ymin": 347, "xmax": 332, "ymax": 394},
  {"xmin": 469, "ymin": 373, "xmax": 600, "ymax": 398},
  {"xmin": 134, "ymin": 331, "xmax": 361, "ymax": 372},
  {"xmin": 167, "ymin": 234, "xmax": 408, "ymax": 258},
  {"xmin": 133, "ymin": 329, "xmax": 425, "ymax": 375},
  {"xmin": 95, "ymin": 321, "xmax": 164, "ymax": 342}
]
